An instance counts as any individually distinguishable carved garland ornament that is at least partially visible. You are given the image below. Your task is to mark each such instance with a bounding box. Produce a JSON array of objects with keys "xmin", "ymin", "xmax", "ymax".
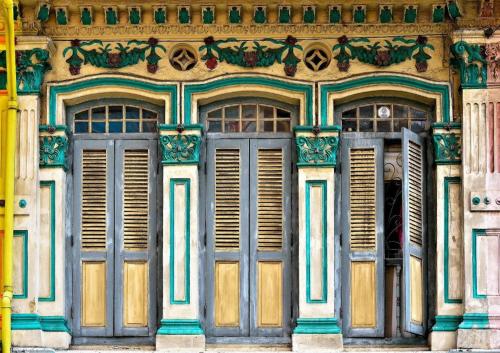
[
  {"xmin": 332, "ymin": 35, "xmax": 434, "ymax": 72},
  {"xmin": 63, "ymin": 37, "xmax": 166, "ymax": 75},
  {"xmin": 295, "ymin": 136, "xmax": 339, "ymax": 168},
  {"xmin": 433, "ymin": 133, "xmax": 461, "ymax": 164},
  {"xmin": 159, "ymin": 134, "xmax": 201, "ymax": 165},
  {"xmin": 39, "ymin": 135, "xmax": 69, "ymax": 170},
  {"xmin": 200, "ymin": 35, "xmax": 302, "ymax": 77}
]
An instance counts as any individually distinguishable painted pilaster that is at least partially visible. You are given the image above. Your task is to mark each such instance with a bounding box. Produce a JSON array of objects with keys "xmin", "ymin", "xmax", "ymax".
[
  {"xmin": 156, "ymin": 124, "xmax": 205, "ymax": 351},
  {"xmin": 11, "ymin": 36, "xmax": 70, "ymax": 348},
  {"xmin": 292, "ymin": 126, "xmax": 342, "ymax": 352},
  {"xmin": 429, "ymin": 123, "xmax": 463, "ymax": 350},
  {"xmin": 452, "ymin": 39, "xmax": 500, "ymax": 349}
]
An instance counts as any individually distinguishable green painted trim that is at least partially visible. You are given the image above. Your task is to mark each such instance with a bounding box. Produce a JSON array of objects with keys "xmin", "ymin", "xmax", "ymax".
[
  {"xmin": 157, "ymin": 319, "xmax": 204, "ymax": 335},
  {"xmin": 13, "ymin": 230, "xmax": 28, "ymax": 299},
  {"xmin": 183, "ymin": 76, "xmax": 314, "ymax": 125},
  {"xmin": 305, "ymin": 180, "xmax": 328, "ymax": 303},
  {"xmin": 459, "ymin": 313, "xmax": 489, "ymax": 329},
  {"xmin": 39, "ymin": 180, "xmax": 56, "ymax": 302},
  {"xmin": 39, "ymin": 124, "xmax": 70, "ymax": 134},
  {"xmin": 293, "ymin": 318, "xmax": 341, "ymax": 334},
  {"xmin": 169, "ymin": 178, "xmax": 191, "ymax": 305},
  {"xmin": 293, "ymin": 125, "xmax": 341, "ymax": 132},
  {"xmin": 12, "ymin": 314, "xmax": 70, "ymax": 333},
  {"xmin": 160, "ymin": 134, "xmax": 201, "ymax": 165},
  {"xmin": 443, "ymin": 177, "xmax": 462, "ymax": 304},
  {"xmin": 472, "ymin": 229, "xmax": 487, "ymax": 299},
  {"xmin": 320, "ymin": 75, "xmax": 451, "ymax": 124},
  {"xmin": 48, "ymin": 77, "xmax": 178, "ymax": 125},
  {"xmin": 158, "ymin": 123, "xmax": 204, "ymax": 132},
  {"xmin": 432, "ymin": 122, "xmax": 461, "ymax": 129},
  {"xmin": 432, "ymin": 315, "xmax": 462, "ymax": 331}
]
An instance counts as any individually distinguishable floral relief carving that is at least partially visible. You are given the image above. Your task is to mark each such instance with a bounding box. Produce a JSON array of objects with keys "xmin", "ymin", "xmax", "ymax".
[
  {"xmin": 39, "ymin": 135, "xmax": 69, "ymax": 170},
  {"xmin": 159, "ymin": 134, "xmax": 201, "ymax": 165},
  {"xmin": 295, "ymin": 136, "xmax": 339, "ymax": 167},
  {"xmin": 433, "ymin": 132, "xmax": 462, "ymax": 164}
]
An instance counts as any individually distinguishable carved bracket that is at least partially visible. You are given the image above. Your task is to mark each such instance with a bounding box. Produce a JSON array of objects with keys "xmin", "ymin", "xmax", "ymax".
[
  {"xmin": 433, "ymin": 132, "xmax": 461, "ymax": 165},
  {"xmin": 200, "ymin": 35, "xmax": 302, "ymax": 77},
  {"xmin": 332, "ymin": 35, "xmax": 434, "ymax": 72},
  {"xmin": 160, "ymin": 134, "xmax": 201, "ymax": 165},
  {"xmin": 0, "ymin": 48, "xmax": 51, "ymax": 94},
  {"xmin": 63, "ymin": 37, "xmax": 166, "ymax": 75},
  {"xmin": 39, "ymin": 134, "xmax": 69, "ymax": 171},
  {"xmin": 296, "ymin": 135, "xmax": 339, "ymax": 168},
  {"xmin": 451, "ymin": 41, "xmax": 487, "ymax": 89}
]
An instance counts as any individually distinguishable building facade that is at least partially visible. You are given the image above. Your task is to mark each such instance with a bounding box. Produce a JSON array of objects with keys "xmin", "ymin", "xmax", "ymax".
[{"xmin": 4, "ymin": 0, "xmax": 500, "ymax": 351}]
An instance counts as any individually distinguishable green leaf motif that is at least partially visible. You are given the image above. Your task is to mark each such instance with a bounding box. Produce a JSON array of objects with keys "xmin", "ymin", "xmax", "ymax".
[
  {"xmin": 450, "ymin": 41, "xmax": 487, "ymax": 88},
  {"xmin": 155, "ymin": 8, "xmax": 166, "ymax": 24},
  {"xmin": 379, "ymin": 6, "xmax": 392, "ymax": 23},
  {"xmin": 353, "ymin": 7, "xmax": 365, "ymax": 23},
  {"xmin": 279, "ymin": 7, "xmax": 291, "ymax": 24},
  {"xmin": 229, "ymin": 7, "xmax": 241, "ymax": 24},
  {"xmin": 129, "ymin": 8, "xmax": 141, "ymax": 25},
  {"xmin": 37, "ymin": 4, "xmax": 49, "ymax": 22},
  {"xmin": 160, "ymin": 134, "xmax": 201, "ymax": 165},
  {"xmin": 203, "ymin": 7, "xmax": 214, "ymax": 24},
  {"xmin": 303, "ymin": 7, "xmax": 315, "ymax": 24},
  {"xmin": 433, "ymin": 6, "xmax": 445, "ymax": 22},
  {"xmin": 254, "ymin": 7, "xmax": 266, "ymax": 24},
  {"xmin": 329, "ymin": 8, "xmax": 341, "ymax": 24},
  {"xmin": 404, "ymin": 6, "xmax": 417, "ymax": 23},
  {"xmin": 179, "ymin": 8, "xmax": 190, "ymax": 24},
  {"xmin": 56, "ymin": 9, "xmax": 67, "ymax": 25},
  {"xmin": 39, "ymin": 135, "xmax": 69, "ymax": 170},
  {"xmin": 296, "ymin": 136, "xmax": 339, "ymax": 167},
  {"xmin": 81, "ymin": 8, "xmax": 92, "ymax": 25},
  {"xmin": 433, "ymin": 133, "xmax": 461, "ymax": 164},
  {"xmin": 105, "ymin": 8, "xmax": 118, "ymax": 25}
]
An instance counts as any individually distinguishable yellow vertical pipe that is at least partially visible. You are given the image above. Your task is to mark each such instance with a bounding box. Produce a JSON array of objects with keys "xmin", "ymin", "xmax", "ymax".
[{"xmin": 2, "ymin": 0, "xmax": 17, "ymax": 351}]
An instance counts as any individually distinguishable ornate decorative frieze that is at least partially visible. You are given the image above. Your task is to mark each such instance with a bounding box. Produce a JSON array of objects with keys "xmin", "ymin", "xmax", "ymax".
[
  {"xmin": 295, "ymin": 136, "xmax": 339, "ymax": 168},
  {"xmin": 332, "ymin": 35, "xmax": 433, "ymax": 72},
  {"xmin": 485, "ymin": 42, "xmax": 500, "ymax": 84},
  {"xmin": 200, "ymin": 35, "xmax": 302, "ymax": 77},
  {"xmin": 159, "ymin": 134, "xmax": 201, "ymax": 165},
  {"xmin": 433, "ymin": 132, "xmax": 462, "ymax": 164},
  {"xmin": 0, "ymin": 48, "xmax": 51, "ymax": 94},
  {"xmin": 450, "ymin": 41, "xmax": 487, "ymax": 89},
  {"xmin": 63, "ymin": 38, "xmax": 166, "ymax": 75},
  {"xmin": 39, "ymin": 135, "xmax": 69, "ymax": 170}
]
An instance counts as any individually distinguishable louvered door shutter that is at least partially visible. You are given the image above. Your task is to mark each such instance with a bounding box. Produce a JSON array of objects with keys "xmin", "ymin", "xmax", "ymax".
[
  {"xmin": 402, "ymin": 128, "xmax": 426, "ymax": 335},
  {"xmin": 341, "ymin": 138, "xmax": 385, "ymax": 337}
]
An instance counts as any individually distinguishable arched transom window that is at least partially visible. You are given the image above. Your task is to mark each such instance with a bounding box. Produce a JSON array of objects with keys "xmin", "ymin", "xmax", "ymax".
[
  {"xmin": 202, "ymin": 99, "xmax": 297, "ymax": 133},
  {"xmin": 71, "ymin": 100, "xmax": 162, "ymax": 134},
  {"xmin": 336, "ymin": 98, "xmax": 433, "ymax": 133}
]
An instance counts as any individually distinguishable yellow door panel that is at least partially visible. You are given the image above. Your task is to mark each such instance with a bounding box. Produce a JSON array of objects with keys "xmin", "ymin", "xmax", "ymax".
[
  {"xmin": 257, "ymin": 261, "xmax": 283, "ymax": 328},
  {"xmin": 82, "ymin": 261, "xmax": 107, "ymax": 327},
  {"xmin": 351, "ymin": 261, "xmax": 376, "ymax": 328},
  {"xmin": 410, "ymin": 256, "xmax": 423, "ymax": 325},
  {"xmin": 215, "ymin": 261, "xmax": 240, "ymax": 327},
  {"xmin": 123, "ymin": 261, "xmax": 148, "ymax": 327}
]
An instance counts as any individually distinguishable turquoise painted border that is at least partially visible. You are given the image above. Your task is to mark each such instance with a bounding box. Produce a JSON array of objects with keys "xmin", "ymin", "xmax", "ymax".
[
  {"xmin": 459, "ymin": 313, "xmax": 489, "ymax": 329},
  {"xmin": 12, "ymin": 314, "xmax": 70, "ymax": 333},
  {"xmin": 39, "ymin": 180, "xmax": 56, "ymax": 302},
  {"xmin": 305, "ymin": 180, "xmax": 328, "ymax": 303},
  {"xmin": 48, "ymin": 77, "xmax": 178, "ymax": 125},
  {"xmin": 472, "ymin": 228, "xmax": 487, "ymax": 299},
  {"xmin": 432, "ymin": 315, "xmax": 462, "ymax": 332},
  {"xmin": 13, "ymin": 230, "xmax": 28, "ymax": 299},
  {"xmin": 183, "ymin": 76, "xmax": 314, "ymax": 125},
  {"xmin": 159, "ymin": 123, "xmax": 204, "ymax": 132},
  {"xmin": 293, "ymin": 125, "xmax": 341, "ymax": 132},
  {"xmin": 443, "ymin": 177, "xmax": 462, "ymax": 304},
  {"xmin": 293, "ymin": 318, "xmax": 341, "ymax": 334},
  {"xmin": 169, "ymin": 178, "xmax": 191, "ymax": 305},
  {"xmin": 157, "ymin": 319, "xmax": 204, "ymax": 335},
  {"xmin": 320, "ymin": 75, "xmax": 451, "ymax": 125}
]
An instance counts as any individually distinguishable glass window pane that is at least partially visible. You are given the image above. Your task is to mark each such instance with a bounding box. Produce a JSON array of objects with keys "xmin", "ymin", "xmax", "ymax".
[
  {"xmin": 393, "ymin": 105, "xmax": 408, "ymax": 119},
  {"xmin": 92, "ymin": 121, "xmax": 105, "ymax": 133},
  {"xmin": 259, "ymin": 105, "xmax": 274, "ymax": 120},
  {"xmin": 75, "ymin": 110, "xmax": 89, "ymax": 121},
  {"xmin": 359, "ymin": 105, "xmax": 373, "ymax": 119},
  {"xmin": 126, "ymin": 121, "xmax": 140, "ymax": 132},
  {"xmin": 109, "ymin": 105, "xmax": 123, "ymax": 120},
  {"xmin": 207, "ymin": 120, "xmax": 222, "ymax": 132},
  {"xmin": 277, "ymin": 120, "xmax": 290, "ymax": 132},
  {"xmin": 394, "ymin": 119, "xmax": 408, "ymax": 131},
  {"xmin": 259, "ymin": 120, "xmax": 274, "ymax": 132},
  {"xmin": 142, "ymin": 109, "xmax": 158, "ymax": 120},
  {"xmin": 359, "ymin": 119, "xmax": 373, "ymax": 132},
  {"xmin": 410, "ymin": 120, "xmax": 426, "ymax": 133},
  {"xmin": 242, "ymin": 105, "xmax": 256, "ymax": 120},
  {"xmin": 207, "ymin": 109, "xmax": 222, "ymax": 120},
  {"xmin": 225, "ymin": 106, "xmax": 239, "ymax": 120},
  {"xmin": 75, "ymin": 121, "xmax": 88, "ymax": 133},
  {"xmin": 342, "ymin": 119, "xmax": 356, "ymax": 132},
  {"xmin": 126, "ymin": 106, "xmax": 140, "ymax": 120},
  {"xmin": 225, "ymin": 121, "xmax": 240, "ymax": 132},
  {"xmin": 109, "ymin": 121, "xmax": 123, "ymax": 133},
  {"xmin": 411, "ymin": 108, "xmax": 427, "ymax": 120},
  {"xmin": 242, "ymin": 120, "xmax": 256, "ymax": 132},
  {"xmin": 143, "ymin": 121, "xmax": 156, "ymax": 133},
  {"xmin": 342, "ymin": 108, "xmax": 356, "ymax": 119},
  {"xmin": 92, "ymin": 107, "xmax": 106, "ymax": 121},
  {"xmin": 377, "ymin": 120, "xmax": 392, "ymax": 132},
  {"xmin": 277, "ymin": 108, "xmax": 291, "ymax": 119}
]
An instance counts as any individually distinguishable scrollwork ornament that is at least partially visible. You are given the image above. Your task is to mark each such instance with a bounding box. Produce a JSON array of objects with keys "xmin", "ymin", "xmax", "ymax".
[
  {"xmin": 295, "ymin": 136, "xmax": 339, "ymax": 167},
  {"xmin": 160, "ymin": 134, "xmax": 201, "ymax": 165},
  {"xmin": 433, "ymin": 133, "xmax": 461, "ymax": 164},
  {"xmin": 39, "ymin": 135, "xmax": 69, "ymax": 170},
  {"xmin": 450, "ymin": 41, "xmax": 487, "ymax": 88}
]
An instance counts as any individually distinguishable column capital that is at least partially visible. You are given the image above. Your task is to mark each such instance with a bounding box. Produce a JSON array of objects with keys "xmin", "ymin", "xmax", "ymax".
[{"xmin": 294, "ymin": 125, "xmax": 340, "ymax": 168}]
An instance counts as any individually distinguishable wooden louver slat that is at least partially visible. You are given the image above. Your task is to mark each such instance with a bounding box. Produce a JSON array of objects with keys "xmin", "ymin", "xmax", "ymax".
[
  {"xmin": 408, "ymin": 141, "xmax": 423, "ymax": 246},
  {"xmin": 81, "ymin": 150, "xmax": 107, "ymax": 250},
  {"xmin": 257, "ymin": 149, "xmax": 283, "ymax": 252},
  {"xmin": 123, "ymin": 149, "xmax": 149, "ymax": 250},
  {"xmin": 349, "ymin": 148, "xmax": 376, "ymax": 251},
  {"xmin": 215, "ymin": 149, "xmax": 241, "ymax": 251}
]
